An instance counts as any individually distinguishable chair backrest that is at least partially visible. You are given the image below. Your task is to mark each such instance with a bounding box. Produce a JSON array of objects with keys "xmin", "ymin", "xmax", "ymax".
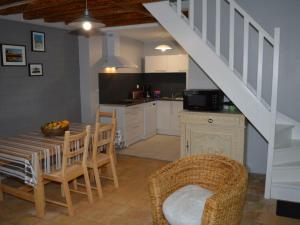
[
  {"xmin": 92, "ymin": 118, "xmax": 116, "ymax": 161},
  {"xmin": 95, "ymin": 107, "xmax": 116, "ymax": 125},
  {"xmin": 61, "ymin": 125, "xmax": 91, "ymax": 176}
]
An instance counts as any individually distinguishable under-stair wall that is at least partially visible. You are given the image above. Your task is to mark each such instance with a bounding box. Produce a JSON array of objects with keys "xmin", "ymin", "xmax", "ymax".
[
  {"xmin": 144, "ymin": 0, "xmax": 281, "ymax": 199},
  {"xmin": 145, "ymin": 0, "xmax": 280, "ymax": 141}
]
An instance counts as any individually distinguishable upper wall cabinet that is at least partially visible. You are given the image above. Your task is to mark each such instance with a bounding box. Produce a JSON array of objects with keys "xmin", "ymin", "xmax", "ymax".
[{"xmin": 145, "ymin": 54, "xmax": 188, "ymax": 73}]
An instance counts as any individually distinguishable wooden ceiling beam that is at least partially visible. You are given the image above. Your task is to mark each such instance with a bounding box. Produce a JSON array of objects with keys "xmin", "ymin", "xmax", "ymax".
[
  {"xmin": 104, "ymin": 17, "xmax": 156, "ymax": 27},
  {"xmin": 0, "ymin": 3, "xmax": 28, "ymax": 15},
  {"xmin": 24, "ymin": 0, "xmax": 111, "ymax": 14},
  {"xmin": 112, "ymin": 0, "xmax": 160, "ymax": 4},
  {"xmin": 44, "ymin": 7, "xmax": 145, "ymax": 23},
  {"xmin": 0, "ymin": 0, "xmax": 158, "ymax": 26},
  {"xmin": 0, "ymin": 0, "xmax": 25, "ymax": 6},
  {"xmin": 56, "ymin": 12, "xmax": 151, "ymax": 24},
  {"xmin": 23, "ymin": 3, "xmax": 112, "ymax": 20}
]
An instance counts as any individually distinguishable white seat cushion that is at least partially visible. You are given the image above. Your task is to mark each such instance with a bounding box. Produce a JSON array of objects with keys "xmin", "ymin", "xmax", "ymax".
[{"xmin": 162, "ymin": 185, "xmax": 213, "ymax": 225}]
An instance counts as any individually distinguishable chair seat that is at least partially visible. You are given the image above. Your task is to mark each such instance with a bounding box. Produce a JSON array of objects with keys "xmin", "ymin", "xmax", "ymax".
[
  {"xmin": 86, "ymin": 153, "xmax": 110, "ymax": 167},
  {"xmin": 43, "ymin": 163, "xmax": 84, "ymax": 182},
  {"xmin": 162, "ymin": 185, "xmax": 213, "ymax": 225}
]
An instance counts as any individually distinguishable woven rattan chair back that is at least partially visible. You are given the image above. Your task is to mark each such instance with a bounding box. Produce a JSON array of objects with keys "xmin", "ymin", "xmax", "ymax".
[{"xmin": 148, "ymin": 154, "xmax": 248, "ymax": 225}]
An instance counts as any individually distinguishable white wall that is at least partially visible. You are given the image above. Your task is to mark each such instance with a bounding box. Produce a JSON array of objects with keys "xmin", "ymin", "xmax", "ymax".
[
  {"xmin": 143, "ymin": 40, "xmax": 185, "ymax": 56},
  {"xmin": 79, "ymin": 35, "xmax": 144, "ymax": 123},
  {"xmin": 78, "ymin": 35, "xmax": 102, "ymax": 123},
  {"xmin": 108, "ymin": 36, "xmax": 143, "ymax": 74}
]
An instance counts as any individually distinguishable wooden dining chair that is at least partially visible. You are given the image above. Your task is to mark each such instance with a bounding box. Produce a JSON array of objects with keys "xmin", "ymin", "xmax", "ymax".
[
  {"xmin": 95, "ymin": 107, "xmax": 116, "ymax": 124},
  {"xmin": 43, "ymin": 125, "xmax": 93, "ymax": 216},
  {"xmin": 95, "ymin": 107, "xmax": 117, "ymax": 164},
  {"xmin": 87, "ymin": 120, "xmax": 119, "ymax": 198}
]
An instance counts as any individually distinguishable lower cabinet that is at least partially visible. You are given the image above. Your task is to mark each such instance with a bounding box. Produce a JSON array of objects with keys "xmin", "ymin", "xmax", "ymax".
[
  {"xmin": 125, "ymin": 104, "xmax": 144, "ymax": 146},
  {"xmin": 156, "ymin": 101, "xmax": 183, "ymax": 136},
  {"xmin": 100, "ymin": 100, "xmax": 183, "ymax": 147},
  {"xmin": 180, "ymin": 111, "xmax": 246, "ymax": 164},
  {"xmin": 144, "ymin": 101, "xmax": 157, "ymax": 139},
  {"xmin": 100, "ymin": 104, "xmax": 144, "ymax": 147}
]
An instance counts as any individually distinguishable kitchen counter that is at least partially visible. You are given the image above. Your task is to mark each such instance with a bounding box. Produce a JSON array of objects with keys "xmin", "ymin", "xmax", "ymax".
[{"xmin": 101, "ymin": 97, "xmax": 183, "ymax": 107}]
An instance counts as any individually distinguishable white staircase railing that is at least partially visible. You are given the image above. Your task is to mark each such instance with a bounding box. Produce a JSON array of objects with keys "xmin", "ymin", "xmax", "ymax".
[
  {"xmin": 169, "ymin": 0, "xmax": 280, "ymax": 198},
  {"xmin": 172, "ymin": 0, "xmax": 280, "ymax": 116}
]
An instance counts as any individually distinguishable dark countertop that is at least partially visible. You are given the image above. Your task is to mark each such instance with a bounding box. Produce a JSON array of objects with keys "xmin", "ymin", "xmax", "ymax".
[{"xmin": 100, "ymin": 97, "xmax": 183, "ymax": 107}]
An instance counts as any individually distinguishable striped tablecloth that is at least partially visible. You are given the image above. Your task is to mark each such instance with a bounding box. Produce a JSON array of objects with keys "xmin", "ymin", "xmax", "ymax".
[{"xmin": 0, "ymin": 123, "xmax": 90, "ymax": 186}]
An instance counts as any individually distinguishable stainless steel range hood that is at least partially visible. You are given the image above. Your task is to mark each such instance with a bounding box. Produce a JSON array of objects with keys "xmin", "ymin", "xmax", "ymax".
[{"xmin": 99, "ymin": 33, "xmax": 138, "ymax": 68}]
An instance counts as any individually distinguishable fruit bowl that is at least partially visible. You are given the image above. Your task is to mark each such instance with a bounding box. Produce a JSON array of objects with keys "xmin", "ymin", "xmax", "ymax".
[{"xmin": 41, "ymin": 120, "xmax": 70, "ymax": 137}]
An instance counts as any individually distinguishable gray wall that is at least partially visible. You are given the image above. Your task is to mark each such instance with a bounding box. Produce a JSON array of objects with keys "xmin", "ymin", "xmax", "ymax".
[
  {"xmin": 235, "ymin": 0, "xmax": 300, "ymax": 122},
  {"xmin": 187, "ymin": 0, "xmax": 300, "ymax": 173},
  {"xmin": 0, "ymin": 19, "xmax": 81, "ymax": 137}
]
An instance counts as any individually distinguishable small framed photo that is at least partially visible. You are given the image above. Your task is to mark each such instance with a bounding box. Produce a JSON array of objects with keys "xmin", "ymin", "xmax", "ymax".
[
  {"xmin": 29, "ymin": 63, "xmax": 43, "ymax": 76},
  {"xmin": 1, "ymin": 44, "xmax": 27, "ymax": 66},
  {"xmin": 31, "ymin": 31, "xmax": 45, "ymax": 52}
]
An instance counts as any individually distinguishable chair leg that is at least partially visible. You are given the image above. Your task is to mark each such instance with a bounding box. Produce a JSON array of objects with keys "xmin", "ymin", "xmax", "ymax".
[
  {"xmin": 72, "ymin": 180, "xmax": 78, "ymax": 190},
  {"xmin": 63, "ymin": 181, "xmax": 74, "ymax": 216},
  {"xmin": 61, "ymin": 184, "xmax": 65, "ymax": 197},
  {"xmin": 89, "ymin": 168, "xmax": 95, "ymax": 184},
  {"xmin": 110, "ymin": 157, "xmax": 119, "ymax": 188},
  {"xmin": 83, "ymin": 168, "xmax": 94, "ymax": 204},
  {"xmin": 113, "ymin": 146, "xmax": 118, "ymax": 165},
  {"xmin": 93, "ymin": 166, "xmax": 103, "ymax": 198}
]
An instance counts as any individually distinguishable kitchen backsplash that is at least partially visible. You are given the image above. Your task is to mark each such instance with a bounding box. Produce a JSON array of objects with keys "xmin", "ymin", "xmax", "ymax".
[{"xmin": 99, "ymin": 73, "xmax": 186, "ymax": 103}]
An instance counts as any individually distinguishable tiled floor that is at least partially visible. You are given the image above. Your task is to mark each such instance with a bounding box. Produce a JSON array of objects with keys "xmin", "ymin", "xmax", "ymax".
[
  {"xmin": 119, "ymin": 135, "xmax": 180, "ymax": 161},
  {"xmin": 1, "ymin": 155, "xmax": 300, "ymax": 225}
]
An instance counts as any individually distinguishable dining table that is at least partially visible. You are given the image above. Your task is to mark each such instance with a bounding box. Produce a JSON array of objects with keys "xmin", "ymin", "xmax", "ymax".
[{"xmin": 0, "ymin": 123, "xmax": 92, "ymax": 217}]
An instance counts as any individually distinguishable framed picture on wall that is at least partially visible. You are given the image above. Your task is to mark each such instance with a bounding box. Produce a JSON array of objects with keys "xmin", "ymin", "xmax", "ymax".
[
  {"xmin": 29, "ymin": 63, "xmax": 43, "ymax": 76},
  {"xmin": 31, "ymin": 31, "xmax": 45, "ymax": 52},
  {"xmin": 1, "ymin": 44, "xmax": 27, "ymax": 66}
]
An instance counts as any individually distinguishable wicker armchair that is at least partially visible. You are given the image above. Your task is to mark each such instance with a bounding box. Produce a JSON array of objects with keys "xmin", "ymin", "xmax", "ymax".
[{"xmin": 148, "ymin": 154, "xmax": 248, "ymax": 225}]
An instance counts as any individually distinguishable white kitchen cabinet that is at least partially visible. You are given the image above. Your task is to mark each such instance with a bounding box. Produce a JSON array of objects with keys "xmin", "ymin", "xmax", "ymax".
[
  {"xmin": 125, "ymin": 104, "xmax": 144, "ymax": 146},
  {"xmin": 170, "ymin": 101, "xmax": 183, "ymax": 132},
  {"xmin": 145, "ymin": 55, "xmax": 168, "ymax": 73},
  {"xmin": 144, "ymin": 101, "xmax": 157, "ymax": 139},
  {"xmin": 167, "ymin": 54, "xmax": 188, "ymax": 72},
  {"xmin": 144, "ymin": 54, "xmax": 188, "ymax": 73},
  {"xmin": 156, "ymin": 101, "xmax": 171, "ymax": 132},
  {"xmin": 100, "ymin": 104, "xmax": 144, "ymax": 147},
  {"xmin": 157, "ymin": 101, "xmax": 183, "ymax": 136},
  {"xmin": 180, "ymin": 111, "xmax": 245, "ymax": 164},
  {"xmin": 101, "ymin": 100, "xmax": 183, "ymax": 146}
]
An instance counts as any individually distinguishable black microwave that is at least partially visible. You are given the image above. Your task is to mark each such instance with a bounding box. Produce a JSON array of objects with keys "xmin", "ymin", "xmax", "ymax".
[{"xmin": 183, "ymin": 89, "xmax": 224, "ymax": 111}]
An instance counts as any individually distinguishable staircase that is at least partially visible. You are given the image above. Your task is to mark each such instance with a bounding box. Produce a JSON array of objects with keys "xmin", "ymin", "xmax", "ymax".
[{"xmin": 144, "ymin": 0, "xmax": 300, "ymax": 202}]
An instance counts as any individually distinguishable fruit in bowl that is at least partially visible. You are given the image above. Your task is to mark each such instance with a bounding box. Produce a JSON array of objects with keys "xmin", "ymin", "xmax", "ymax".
[{"xmin": 41, "ymin": 120, "xmax": 70, "ymax": 136}]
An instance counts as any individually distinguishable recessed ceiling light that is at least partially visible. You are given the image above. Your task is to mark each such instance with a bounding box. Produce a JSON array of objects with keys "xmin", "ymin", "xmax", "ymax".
[{"xmin": 155, "ymin": 44, "xmax": 172, "ymax": 52}]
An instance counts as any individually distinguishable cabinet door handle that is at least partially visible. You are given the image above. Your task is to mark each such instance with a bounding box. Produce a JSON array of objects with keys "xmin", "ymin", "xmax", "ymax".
[{"xmin": 208, "ymin": 118, "xmax": 213, "ymax": 124}]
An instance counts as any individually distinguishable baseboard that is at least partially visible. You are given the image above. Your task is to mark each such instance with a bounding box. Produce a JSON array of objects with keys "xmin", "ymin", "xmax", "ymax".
[{"xmin": 157, "ymin": 129, "xmax": 180, "ymax": 136}]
